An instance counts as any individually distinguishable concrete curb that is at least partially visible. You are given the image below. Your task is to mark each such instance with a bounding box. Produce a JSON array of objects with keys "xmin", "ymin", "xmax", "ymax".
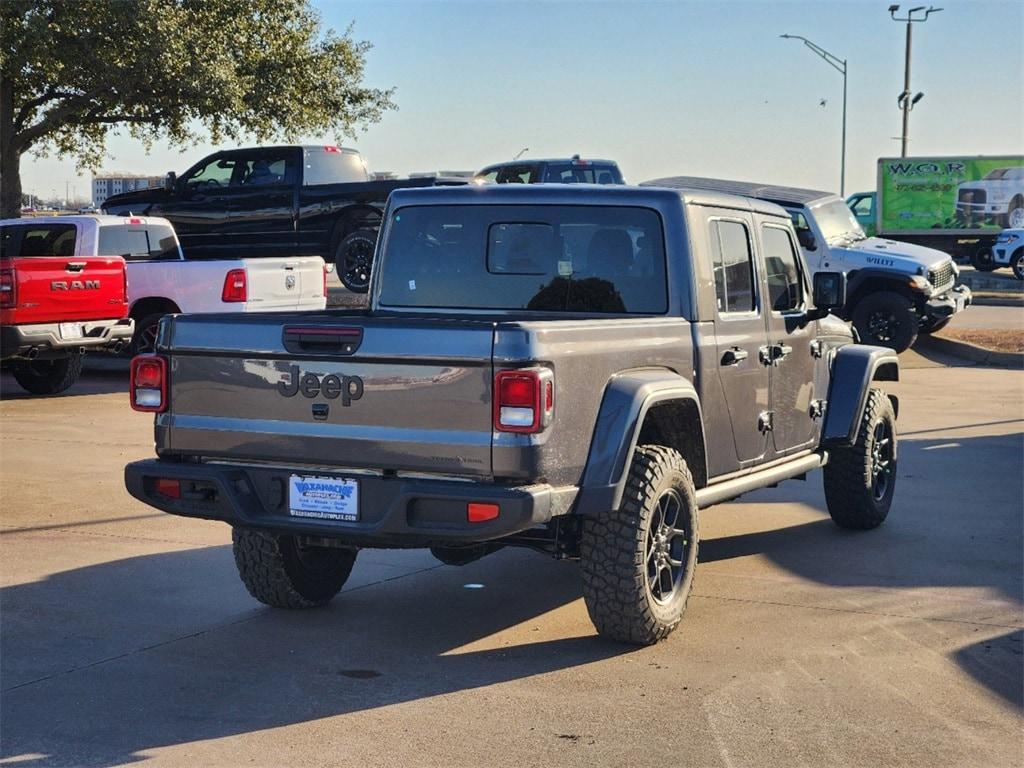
[
  {"xmin": 969, "ymin": 294, "xmax": 1024, "ymax": 307},
  {"xmin": 917, "ymin": 334, "xmax": 1024, "ymax": 368}
]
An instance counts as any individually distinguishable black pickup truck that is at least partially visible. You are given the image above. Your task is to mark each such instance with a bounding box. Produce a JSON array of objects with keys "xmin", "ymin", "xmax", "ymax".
[
  {"xmin": 102, "ymin": 145, "xmax": 458, "ymax": 292},
  {"xmin": 125, "ymin": 184, "xmax": 900, "ymax": 645}
]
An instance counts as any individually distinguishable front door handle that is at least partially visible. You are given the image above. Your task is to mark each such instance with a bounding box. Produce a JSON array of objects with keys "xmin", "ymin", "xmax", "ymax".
[
  {"xmin": 774, "ymin": 343, "xmax": 793, "ymax": 361},
  {"xmin": 720, "ymin": 347, "xmax": 749, "ymax": 366}
]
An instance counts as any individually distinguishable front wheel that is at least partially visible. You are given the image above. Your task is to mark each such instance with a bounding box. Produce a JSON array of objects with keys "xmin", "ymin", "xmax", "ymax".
[
  {"xmin": 851, "ymin": 291, "xmax": 919, "ymax": 352},
  {"xmin": 823, "ymin": 388, "xmax": 897, "ymax": 530},
  {"xmin": 1011, "ymin": 249, "xmax": 1024, "ymax": 281},
  {"xmin": 232, "ymin": 528, "xmax": 357, "ymax": 608},
  {"xmin": 9, "ymin": 354, "xmax": 83, "ymax": 395},
  {"xmin": 334, "ymin": 229, "xmax": 378, "ymax": 293},
  {"xmin": 1006, "ymin": 199, "xmax": 1024, "ymax": 229},
  {"xmin": 918, "ymin": 316, "xmax": 951, "ymax": 335},
  {"xmin": 970, "ymin": 249, "xmax": 998, "ymax": 272},
  {"xmin": 579, "ymin": 445, "xmax": 699, "ymax": 645}
]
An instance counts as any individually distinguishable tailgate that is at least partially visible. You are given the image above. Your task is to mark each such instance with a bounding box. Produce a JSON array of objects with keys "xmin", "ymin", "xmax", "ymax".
[
  {"xmin": 6, "ymin": 256, "xmax": 127, "ymax": 324},
  {"xmin": 160, "ymin": 313, "xmax": 495, "ymax": 476},
  {"xmin": 244, "ymin": 258, "xmax": 322, "ymax": 311}
]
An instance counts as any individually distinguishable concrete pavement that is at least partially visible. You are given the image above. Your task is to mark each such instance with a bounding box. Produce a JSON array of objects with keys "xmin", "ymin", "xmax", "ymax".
[{"xmin": 1, "ymin": 350, "xmax": 1021, "ymax": 767}]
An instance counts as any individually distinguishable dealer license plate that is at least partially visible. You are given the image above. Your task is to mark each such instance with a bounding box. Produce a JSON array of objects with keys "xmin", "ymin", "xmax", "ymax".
[
  {"xmin": 59, "ymin": 322, "xmax": 82, "ymax": 339},
  {"xmin": 288, "ymin": 475, "xmax": 359, "ymax": 521}
]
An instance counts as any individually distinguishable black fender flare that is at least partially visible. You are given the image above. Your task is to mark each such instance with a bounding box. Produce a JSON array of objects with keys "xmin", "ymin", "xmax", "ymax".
[
  {"xmin": 575, "ymin": 369, "xmax": 704, "ymax": 516},
  {"xmin": 328, "ymin": 204, "xmax": 384, "ymax": 252},
  {"xmin": 846, "ymin": 268, "xmax": 926, "ymax": 304},
  {"xmin": 821, "ymin": 344, "xmax": 899, "ymax": 446}
]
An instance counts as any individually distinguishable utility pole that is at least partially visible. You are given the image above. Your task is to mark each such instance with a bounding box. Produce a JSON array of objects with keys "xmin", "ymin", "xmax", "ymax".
[
  {"xmin": 889, "ymin": 5, "xmax": 943, "ymax": 157},
  {"xmin": 780, "ymin": 34, "xmax": 848, "ymax": 195}
]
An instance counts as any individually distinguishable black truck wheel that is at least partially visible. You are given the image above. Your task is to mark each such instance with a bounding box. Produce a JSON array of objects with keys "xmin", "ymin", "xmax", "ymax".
[
  {"xmin": 579, "ymin": 445, "xmax": 699, "ymax": 645},
  {"xmin": 970, "ymin": 249, "xmax": 998, "ymax": 272},
  {"xmin": 851, "ymin": 291, "xmax": 919, "ymax": 352},
  {"xmin": 10, "ymin": 354, "xmax": 83, "ymax": 395},
  {"xmin": 335, "ymin": 229, "xmax": 378, "ymax": 293},
  {"xmin": 823, "ymin": 388, "xmax": 897, "ymax": 530},
  {"xmin": 919, "ymin": 316, "xmax": 951, "ymax": 335},
  {"xmin": 232, "ymin": 527, "xmax": 357, "ymax": 608}
]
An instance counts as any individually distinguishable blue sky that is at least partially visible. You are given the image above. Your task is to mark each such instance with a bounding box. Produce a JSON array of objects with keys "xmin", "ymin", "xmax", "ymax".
[{"xmin": 22, "ymin": 0, "xmax": 1023, "ymax": 201}]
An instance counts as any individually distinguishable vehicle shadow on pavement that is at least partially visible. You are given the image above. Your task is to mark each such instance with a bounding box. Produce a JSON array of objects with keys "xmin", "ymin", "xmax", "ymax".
[
  {"xmin": 952, "ymin": 630, "xmax": 1024, "ymax": 708},
  {"xmin": 0, "ymin": 369, "xmax": 128, "ymax": 400},
  {"xmin": 1, "ymin": 545, "xmax": 626, "ymax": 767}
]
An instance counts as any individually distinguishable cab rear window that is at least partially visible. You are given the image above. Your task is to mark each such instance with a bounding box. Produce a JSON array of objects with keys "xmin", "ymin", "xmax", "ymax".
[
  {"xmin": 378, "ymin": 204, "xmax": 667, "ymax": 314},
  {"xmin": 0, "ymin": 224, "xmax": 77, "ymax": 257},
  {"xmin": 98, "ymin": 224, "xmax": 179, "ymax": 260}
]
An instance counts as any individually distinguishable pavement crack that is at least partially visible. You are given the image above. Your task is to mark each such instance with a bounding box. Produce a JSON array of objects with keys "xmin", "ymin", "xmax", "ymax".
[{"xmin": 692, "ymin": 592, "xmax": 1023, "ymax": 629}]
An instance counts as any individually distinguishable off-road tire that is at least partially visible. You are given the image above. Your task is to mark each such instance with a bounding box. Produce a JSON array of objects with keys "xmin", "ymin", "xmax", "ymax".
[
  {"xmin": 10, "ymin": 354, "xmax": 83, "ymax": 395},
  {"xmin": 823, "ymin": 388, "xmax": 897, "ymax": 530},
  {"xmin": 970, "ymin": 249, "xmax": 998, "ymax": 272},
  {"xmin": 919, "ymin": 316, "xmax": 951, "ymax": 335},
  {"xmin": 335, "ymin": 228, "xmax": 378, "ymax": 293},
  {"xmin": 232, "ymin": 527, "xmax": 357, "ymax": 608},
  {"xmin": 851, "ymin": 291, "xmax": 919, "ymax": 352},
  {"xmin": 1011, "ymin": 249, "xmax": 1024, "ymax": 281},
  {"xmin": 579, "ymin": 445, "xmax": 699, "ymax": 645}
]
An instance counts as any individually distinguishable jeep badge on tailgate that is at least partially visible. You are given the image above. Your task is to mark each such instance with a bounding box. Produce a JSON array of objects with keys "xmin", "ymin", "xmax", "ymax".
[{"xmin": 277, "ymin": 364, "xmax": 363, "ymax": 405}]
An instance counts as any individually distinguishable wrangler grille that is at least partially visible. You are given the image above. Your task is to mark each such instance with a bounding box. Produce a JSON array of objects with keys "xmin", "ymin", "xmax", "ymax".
[{"xmin": 928, "ymin": 261, "xmax": 955, "ymax": 291}]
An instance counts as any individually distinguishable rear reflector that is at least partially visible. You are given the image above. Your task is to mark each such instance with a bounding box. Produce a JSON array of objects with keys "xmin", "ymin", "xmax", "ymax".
[
  {"xmin": 155, "ymin": 478, "xmax": 181, "ymax": 499},
  {"xmin": 130, "ymin": 354, "xmax": 168, "ymax": 413},
  {"xmin": 0, "ymin": 268, "xmax": 15, "ymax": 308},
  {"xmin": 467, "ymin": 503, "xmax": 499, "ymax": 523},
  {"xmin": 221, "ymin": 268, "xmax": 247, "ymax": 302}
]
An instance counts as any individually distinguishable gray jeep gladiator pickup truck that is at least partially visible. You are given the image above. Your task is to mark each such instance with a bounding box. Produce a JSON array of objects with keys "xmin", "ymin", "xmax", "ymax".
[{"xmin": 125, "ymin": 184, "xmax": 900, "ymax": 645}]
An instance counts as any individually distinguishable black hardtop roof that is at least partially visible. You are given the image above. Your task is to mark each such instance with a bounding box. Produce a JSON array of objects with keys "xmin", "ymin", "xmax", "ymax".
[
  {"xmin": 642, "ymin": 175, "xmax": 836, "ymax": 207},
  {"xmin": 387, "ymin": 183, "xmax": 789, "ymax": 218}
]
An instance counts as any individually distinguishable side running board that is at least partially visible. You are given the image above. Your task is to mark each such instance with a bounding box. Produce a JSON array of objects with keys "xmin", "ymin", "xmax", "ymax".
[{"xmin": 694, "ymin": 452, "xmax": 828, "ymax": 509}]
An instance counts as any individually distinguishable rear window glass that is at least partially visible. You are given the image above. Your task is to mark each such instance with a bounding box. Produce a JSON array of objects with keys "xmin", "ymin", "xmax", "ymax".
[
  {"xmin": 98, "ymin": 225, "xmax": 179, "ymax": 260},
  {"xmin": 378, "ymin": 205, "xmax": 667, "ymax": 314},
  {"xmin": 303, "ymin": 149, "xmax": 369, "ymax": 185},
  {"xmin": 0, "ymin": 224, "xmax": 77, "ymax": 257}
]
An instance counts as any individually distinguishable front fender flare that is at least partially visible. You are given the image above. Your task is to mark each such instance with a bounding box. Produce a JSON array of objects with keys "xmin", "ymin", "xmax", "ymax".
[
  {"xmin": 575, "ymin": 369, "xmax": 703, "ymax": 516},
  {"xmin": 822, "ymin": 344, "xmax": 899, "ymax": 446}
]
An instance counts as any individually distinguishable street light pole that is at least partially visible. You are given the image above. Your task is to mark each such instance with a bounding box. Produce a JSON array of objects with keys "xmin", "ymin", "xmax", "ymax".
[
  {"xmin": 780, "ymin": 34, "xmax": 848, "ymax": 195},
  {"xmin": 889, "ymin": 5, "xmax": 943, "ymax": 157}
]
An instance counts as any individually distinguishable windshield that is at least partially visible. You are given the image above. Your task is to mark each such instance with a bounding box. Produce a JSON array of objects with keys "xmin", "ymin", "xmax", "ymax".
[
  {"xmin": 377, "ymin": 204, "xmax": 667, "ymax": 313},
  {"xmin": 810, "ymin": 199, "xmax": 865, "ymax": 242}
]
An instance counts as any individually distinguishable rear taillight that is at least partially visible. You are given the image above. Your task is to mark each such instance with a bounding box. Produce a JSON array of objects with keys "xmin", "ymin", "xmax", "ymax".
[
  {"xmin": 130, "ymin": 354, "xmax": 168, "ymax": 412},
  {"xmin": 322, "ymin": 262, "xmax": 328, "ymax": 298},
  {"xmin": 494, "ymin": 369, "xmax": 554, "ymax": 433},
  {"xmin": 221, "ymin": 268, "xmax": 247, "ymax": 302},
  {"xmin": 0, "ymin": 268, "xmax": 15, "ymax": 309}
]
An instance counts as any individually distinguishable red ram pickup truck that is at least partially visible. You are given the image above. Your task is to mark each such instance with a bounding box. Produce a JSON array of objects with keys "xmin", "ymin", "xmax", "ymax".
[{"xmin": 1, "ymin": 220, "xmax": 134, "ymax": 394}]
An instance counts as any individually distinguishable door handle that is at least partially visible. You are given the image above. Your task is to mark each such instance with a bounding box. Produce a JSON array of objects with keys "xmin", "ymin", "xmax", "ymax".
[
  {"xmin": 720, "ymin": 347, "xmax": 749, "ymax": 366},
  {"xmin": 774, "ymin": 343, "xmax": 793, "ymax": 361}
]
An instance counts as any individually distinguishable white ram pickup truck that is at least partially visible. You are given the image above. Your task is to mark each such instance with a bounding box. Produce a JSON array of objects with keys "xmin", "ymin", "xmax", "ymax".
[{"xmin": 24, "ymin": 216, "xmax": 327, "ymax": 352}]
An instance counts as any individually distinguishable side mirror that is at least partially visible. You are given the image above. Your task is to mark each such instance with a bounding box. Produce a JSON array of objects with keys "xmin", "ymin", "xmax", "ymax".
[
  {"xmin": 164, "ymin": 171, "xmax": 177, "ymax": 192},
  {"xmin": 796, "ymin": 228, "xmax": 817, "ymax": 251},
  {"xmin": 811, "ymin": 272, "xmax": 846, "ymax": 318}
]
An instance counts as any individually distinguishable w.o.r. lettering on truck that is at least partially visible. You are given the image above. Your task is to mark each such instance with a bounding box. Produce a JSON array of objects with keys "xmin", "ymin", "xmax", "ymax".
[{"xmin": 277, "ymin": 363, "xmax": 364, "ymax": 405}]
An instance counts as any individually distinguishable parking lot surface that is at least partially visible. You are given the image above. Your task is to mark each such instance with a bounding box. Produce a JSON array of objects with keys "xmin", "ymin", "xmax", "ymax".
[{"xmin": 1, "ymin": 349, "xmax": 1022, "ymax": 767}]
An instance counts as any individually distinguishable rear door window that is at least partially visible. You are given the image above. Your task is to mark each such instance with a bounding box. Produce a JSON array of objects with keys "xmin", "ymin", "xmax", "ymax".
[
  {"xmin": 709, "ymin": 219, "xmax": 756, "ymax": 314},
  {"xmin": 0, "ymin": 224, "xmax": 77, "ymax": 257}
]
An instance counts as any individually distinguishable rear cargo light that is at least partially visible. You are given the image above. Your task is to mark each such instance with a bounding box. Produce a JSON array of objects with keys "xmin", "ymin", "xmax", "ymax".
[
  {"xmin": 130, "ymin": 354, "xmax": 168, "ymax": 412},
  {"xmin": 221, "ymin": 268, "xmax": 247, "ymax": 302},
  {"xmin": 155, "ymin": 478, "xmax": 181, "ymax": 499},
  {"xmin": 126, "ymin": 217, "xmax": 144, "ymax": 225},
  {"xmin": 494, "ymin": 369, "xmax": 554, "ymax": 433},
  {"xmin": 324, "ymin": 145, "xmax": 341, "ymax": 153},
  {"xmin": 467, "ymin": 502, "xmax": 500, "ymax": 523},
  {"xmin": 0, "ymin": 268, "xmax": 15, "ymax": 309}
]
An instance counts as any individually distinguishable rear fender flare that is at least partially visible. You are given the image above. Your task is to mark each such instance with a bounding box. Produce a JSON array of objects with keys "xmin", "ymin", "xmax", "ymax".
[
  {"xmin": 575, "ymin": 370, "xmax": 704, "ymax": 516},
  {"xmin": 822, "ymin": 344, "xmax": 899, "ymax": 446},
  {"xmin": 328, "ymin": 204, "xmax": 383, "ymax": 251}
]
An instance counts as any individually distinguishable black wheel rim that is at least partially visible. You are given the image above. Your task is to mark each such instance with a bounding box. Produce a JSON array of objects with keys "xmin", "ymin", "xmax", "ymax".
[
  {"xmin": 645, "ymin": 489, "xmax": 690, "ymax": 604},
  {"xmin": 342, "ymin": 239, "xmax": 373, "ymax": 291},
  {"xmin": 1014, "ymin": 260, "xmax": 1024, "ymax": 280},
  {"xmin": 138, "ymin": 322, "xmax": 159, "ymax": 354},
  {"xmin": 870, "ymin": 420, "xmax": 894, "ymax": 501},
  {"xmin": 867, "ymin": 310, "xmax": 901, "ymax": 343}
]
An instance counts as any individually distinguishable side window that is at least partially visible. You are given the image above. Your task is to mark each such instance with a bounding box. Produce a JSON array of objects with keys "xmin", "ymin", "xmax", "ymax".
[
  {"xmin": 710, "ymin": 219, "xmax": 756, "ymax": 314},
  {"xmin": 98, "ymin": 226, "xmax": 150, "ymax": 260},
  {"xmin": 236, "ymin": 152, "xmax": 295, "ymax": 187},
  {"xmin": 762, "ymin": 225, "xmax": 804, "ymax": 313},
  {"xmin": 181, "ymin": 156, "xmax": 236, "ymax": 189},
  {"xmin": 850, "ymin": 196, "xmax": 872, "ymax": 216}
]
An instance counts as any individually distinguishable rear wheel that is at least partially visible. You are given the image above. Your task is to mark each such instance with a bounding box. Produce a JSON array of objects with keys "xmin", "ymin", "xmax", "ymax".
[
  {"xmin": 579, "ymin": 445, "xmax": 699, "ymax": 645},
  {"xmin": 129, "ymin": 312, "xmax": 166, "ymax": 355},
  {"xmin": 335, "ymin": 229, "xmax": 378, "ymax": 293},
  {"xmin": 232, "ymin": 528, "xmax": 357, "ymax": 608},
  {"xmin": 851, "ymin": 291, "xmax": 919, "ymax": 352},
  {"xmin": 823, "ymin": 388, "xmax": 897, "ymax": 530},
  {"xmin": 970, "ymin": 249, "xmax": 998, "ymax": 272},
  {"xmin": 10, "ymin": 354, "xmax": 83, "ymax": 395}
]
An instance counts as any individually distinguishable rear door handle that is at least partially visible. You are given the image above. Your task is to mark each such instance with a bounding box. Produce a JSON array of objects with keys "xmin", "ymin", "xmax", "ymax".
[
  {"xmin": 721, "ymin": 347, "xmax": 749, "ymax": 366},
  {"xmin": 774, "ymin": 343, "xmax": 793, "ymax": 361}
]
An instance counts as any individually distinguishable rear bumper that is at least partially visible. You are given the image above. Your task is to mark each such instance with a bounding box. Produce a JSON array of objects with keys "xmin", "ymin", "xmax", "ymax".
[
  {"xmin": 124, "ymin": 458, "xmax": 558, "ymax": 547},
  {"xmin": 1, "ymin": 318, "xmax": 134, "ymax": 359},
  {"xmin": 923, "ymin": 284, "xmax": 972, "ymax": 323}
]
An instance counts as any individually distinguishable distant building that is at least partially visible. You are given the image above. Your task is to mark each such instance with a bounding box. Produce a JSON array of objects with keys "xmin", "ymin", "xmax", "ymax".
[{"xmin": 92, "ymin": 173, "xmax": 165, "ymax": 207}]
